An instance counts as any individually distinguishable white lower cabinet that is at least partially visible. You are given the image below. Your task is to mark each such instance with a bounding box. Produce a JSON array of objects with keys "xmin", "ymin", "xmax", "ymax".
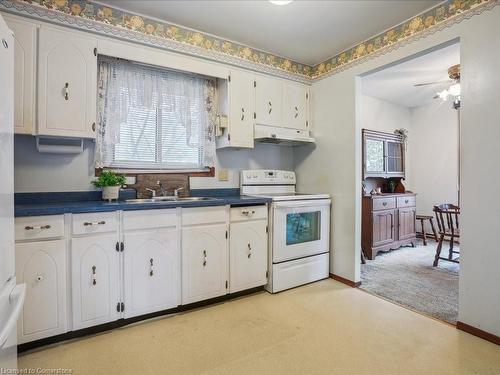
[
  {"xmin": 15, "ymin": 239, "xmax": 67, "ymax": 344},
  {"xmin": 71, "ymin": 234, "xmax": 119, "ymax": 330},
  {"xmin": 182, "ymin": 224, "xmax": 229, "ymax": 305},
  {"xmin": 229, "ymin": 220, "xmax": 268, "ymax": 293},
  {"xmin": 123, "ymin": 229, "xmax": 180, "ymax": 318}
]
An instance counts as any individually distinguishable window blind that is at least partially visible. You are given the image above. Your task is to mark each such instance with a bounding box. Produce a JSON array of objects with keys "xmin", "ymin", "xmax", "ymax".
[{"xmin": 97, "ymin": 56, "xmax": 213, "ymax": 170}]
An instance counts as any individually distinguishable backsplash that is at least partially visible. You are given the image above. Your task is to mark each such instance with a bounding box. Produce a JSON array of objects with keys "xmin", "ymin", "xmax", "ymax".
[
  {"xmin": 14, "ymin": 135, "xmax": 294, "ymax": 193},
  {"xmin": 129, "ymin": 174, "xmax": 189, "ymax": 199}
]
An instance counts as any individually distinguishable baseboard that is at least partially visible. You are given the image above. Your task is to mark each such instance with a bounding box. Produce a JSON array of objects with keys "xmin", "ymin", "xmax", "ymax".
[
  {"xmin": 330, "ymin": 273, "xmax": 361, "ymax": 288},
  {"xmin": 457, "ymin": 321, "xmax": 500, "ymax": 346}
]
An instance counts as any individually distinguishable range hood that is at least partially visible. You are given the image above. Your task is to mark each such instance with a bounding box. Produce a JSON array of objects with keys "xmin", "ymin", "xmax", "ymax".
[{"xmin": 254, "ymin": 124, "xmax": 315, "ymax": 146}]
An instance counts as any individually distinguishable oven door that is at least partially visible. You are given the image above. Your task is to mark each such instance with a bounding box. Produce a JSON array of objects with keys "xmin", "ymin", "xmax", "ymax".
[{"xmin": 272, "ymin": 199, "xmax": 330, "ymax": 263}]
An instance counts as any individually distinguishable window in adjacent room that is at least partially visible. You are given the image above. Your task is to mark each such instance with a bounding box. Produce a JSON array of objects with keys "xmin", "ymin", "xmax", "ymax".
[{"xmin": 95, "ymin": 56, "xmax": 216, "ymax": 172}]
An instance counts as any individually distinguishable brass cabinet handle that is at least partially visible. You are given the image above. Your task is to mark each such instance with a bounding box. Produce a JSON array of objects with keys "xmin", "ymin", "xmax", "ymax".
[
  {"xmin": 64, "ymin": 82, "xmax": 69, "ymax": 100},
  {"xmin": 92, "ymin": 265, "xmax": 97, "ymax": 286},
  {"xmin": 83, "ymin": 221, "xmax": 106, "ymax": 226},
  {"xmin": 382, "ymin": 202, "xmax": 387, "ymax": 206},
  {"xmin": 268, "ymin": 101, "xmax": 272, "ymax": 114},
  {"xmin": 241, "ymin": 107, "xmax": 245, "ymax": 121},
  {"xmin": 294, "ymin": 106, "xmax": 299, "ymax": 118},
  {"xmin": 25, "ymin": 225, "xmax": 51, "ymax": 230},
  {"xmin": 203, "ymin": 250, "xmax": 207, "ymax": 267},
  {"xmin": 247, "ymin": 243, "xmax": 252, "ymax": 259},
  {"xmin": 149, "ymin": 258, "xmax": 154, "ymax": 277},
  {"xmin": 405, "ymin": 199, "xmax": 409, "ymax": 204},
  {"xmin": 91, "ymin": 122, "xmax": 96, "ymax": 132},
  {"xmin": 2, "ymin": 39, "xmax": 8, "ymax": 49}
]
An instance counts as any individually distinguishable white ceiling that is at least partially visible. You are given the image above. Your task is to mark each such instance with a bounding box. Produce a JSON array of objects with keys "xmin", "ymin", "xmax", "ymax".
[
  {"xmin": 96, "ymin": 0, "xmax": 440, "ymax": 65},
  {"xmin": 362, "ymin": 43, "xmax": 460, "ymax": 108}
]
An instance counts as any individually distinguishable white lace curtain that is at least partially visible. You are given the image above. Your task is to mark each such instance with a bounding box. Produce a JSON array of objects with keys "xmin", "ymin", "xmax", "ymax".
[{"xmin": 95, "ymin": 56, "xmax": 216, "ymax": 170}]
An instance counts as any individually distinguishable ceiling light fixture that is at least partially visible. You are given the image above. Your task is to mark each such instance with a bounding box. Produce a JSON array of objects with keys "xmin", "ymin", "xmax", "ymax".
[{"xmin": 269, "ymin": 0, "xmax": 293, "ymax": 5}]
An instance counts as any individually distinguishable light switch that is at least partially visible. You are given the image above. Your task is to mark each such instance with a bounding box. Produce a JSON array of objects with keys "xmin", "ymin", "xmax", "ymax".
[{"xmin": 218, "ymin": 169, "xmax": 229, "ymax": 181}]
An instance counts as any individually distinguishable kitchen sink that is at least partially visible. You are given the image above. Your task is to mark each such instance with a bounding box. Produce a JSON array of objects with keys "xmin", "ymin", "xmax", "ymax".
[{"xmin": 125, "ymin": 197, "xmax": 217, "ymax": 204}]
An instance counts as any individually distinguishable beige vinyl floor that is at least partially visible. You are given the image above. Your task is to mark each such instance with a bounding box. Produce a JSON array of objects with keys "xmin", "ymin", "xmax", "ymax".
[{"xmin": 19, "ymin": 279, "xmax": 500, "ymax": 375}]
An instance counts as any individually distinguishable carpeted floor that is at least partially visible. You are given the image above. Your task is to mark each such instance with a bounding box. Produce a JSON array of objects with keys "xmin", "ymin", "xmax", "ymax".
[{"xmin": 361, "ymin": 241, "xmax": 459, "ymax": 324}]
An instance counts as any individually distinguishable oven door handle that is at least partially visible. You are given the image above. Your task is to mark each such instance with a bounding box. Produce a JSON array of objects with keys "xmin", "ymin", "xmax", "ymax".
[{"xmin": 273, "ymin": 199, "xmax": 331, "ymax": 209}]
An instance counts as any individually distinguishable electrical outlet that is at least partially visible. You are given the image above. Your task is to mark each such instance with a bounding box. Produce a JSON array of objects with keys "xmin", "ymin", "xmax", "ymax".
[{"xmin": 218, "ymin": 169, "xmax": 229, "ymax": 181}]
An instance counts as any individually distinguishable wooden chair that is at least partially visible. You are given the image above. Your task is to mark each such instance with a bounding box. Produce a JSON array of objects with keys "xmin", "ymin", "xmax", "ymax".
[{"xmin": 433, "ymin": 204, "xmax": 460, "ymax": 266}]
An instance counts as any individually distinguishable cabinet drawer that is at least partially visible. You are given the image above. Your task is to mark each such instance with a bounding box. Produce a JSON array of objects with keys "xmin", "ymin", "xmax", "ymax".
[
  {"xmin": 372, "ymin": 198, "xmax": 396, "ymax": 211},
  {"xmin": 397, "ymin": 196, "xmax": 416, "ymax": 208},
  {"xmin": 15, "ymin": 215, "xmax": 64, "ymax": 241},
  {"xmin": 230, "ymin": 205, "xmax": 267, "ymax": 222},
  {"xmin": 123, "ymin": 209, "xmax": 177, "ymax": 231},
  {"xmin": 72, "ymin": 212, "xmax": 118, "ymax": 235},
  {"xmin": 182, "ymin": 206, "xmax": 227, "ymax": 226}
]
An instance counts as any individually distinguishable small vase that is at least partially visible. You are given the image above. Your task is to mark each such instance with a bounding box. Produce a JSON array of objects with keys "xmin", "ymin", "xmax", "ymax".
[{"xmin": 102, "ymin": 186, "xmax": 120, "ymax": 201}]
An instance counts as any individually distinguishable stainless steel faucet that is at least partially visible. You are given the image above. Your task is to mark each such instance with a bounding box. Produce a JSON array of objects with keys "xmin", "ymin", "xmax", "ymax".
[
  {"xmin": 174, "ymin": 187, "xmax": 184, "ymax": 198},
  {"xmin": 156, "ymin": 181, "xmax": 167, "ymax": 196},
  {"xmin": 145, "ymin": 188, "xmax": 156, "ymax": 198}
]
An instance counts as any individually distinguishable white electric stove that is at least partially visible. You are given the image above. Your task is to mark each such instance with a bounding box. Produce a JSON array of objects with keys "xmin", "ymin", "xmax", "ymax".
[{"xmin": 241, "ymin": 170, "xmax": 331, "ymax": 293}]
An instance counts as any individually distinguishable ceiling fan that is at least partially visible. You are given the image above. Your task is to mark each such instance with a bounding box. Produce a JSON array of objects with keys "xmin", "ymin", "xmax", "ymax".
[
  {"xmin": 413, "ymin": 64, "xmax": 460, "ymax": 88},
  {"xmin": 413, "ymin": 64, "xmax": 461, "ymax": 102}
]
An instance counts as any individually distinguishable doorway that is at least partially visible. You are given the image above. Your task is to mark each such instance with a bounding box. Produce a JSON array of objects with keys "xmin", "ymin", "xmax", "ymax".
[{"xmin": 358, "ymin": 42, "xmax": 461, "ymax": 324}]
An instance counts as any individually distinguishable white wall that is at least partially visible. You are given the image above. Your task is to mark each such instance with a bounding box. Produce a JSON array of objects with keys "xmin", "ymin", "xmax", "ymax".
[
  {"xmin": 294, "ymin": 6, "xmax": 500, "ymax": 336},
  {"xmin": 14, "ymin": 135, "xmax": 293, "ymax": 192},
  {"xmin": 361, "ymin": 94, "xmax": 411, "ymax": 134},
  {"xmin": 409, "ymin": 101, "xmax": 459, "ymax": 225}
]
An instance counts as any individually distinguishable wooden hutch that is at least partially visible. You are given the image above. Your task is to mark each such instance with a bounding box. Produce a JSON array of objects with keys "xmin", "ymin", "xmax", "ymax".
[{"xmin": 361, "ymin": 129, "xmax": 416, "ymax": 260}]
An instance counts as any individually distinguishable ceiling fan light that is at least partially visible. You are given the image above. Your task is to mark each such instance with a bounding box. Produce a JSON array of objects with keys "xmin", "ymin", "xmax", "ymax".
[
  {"xmin": 449, "ymin": 83, "xmax": 461, "ymax": 97},
  {"xmin": 269, "ymin": 0, "xmax": 293, "ymax": 5},
  {"xmin": 437, "ymin": 89, "xmax": 449, "ymax": 101}
]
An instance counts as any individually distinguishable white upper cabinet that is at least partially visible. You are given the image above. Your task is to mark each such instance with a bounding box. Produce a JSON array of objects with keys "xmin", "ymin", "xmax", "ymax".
[
  {"xmin": 4, "ymin": 15, "xmax": 36, "ymax": 135},
  {"xmin": 255, "ymin": 75, "xmax": 283, "ymax": 127},
  {"xmin": 218, "ymin": 69, "xmax": 255, "ymax": 149},
  {"xmin": 283, "ymin": 81, "xmax": 309, "ymax": 131},
  {"xmin": 38, "ymin": 26, "xmax": 97, "ymax": 138}
]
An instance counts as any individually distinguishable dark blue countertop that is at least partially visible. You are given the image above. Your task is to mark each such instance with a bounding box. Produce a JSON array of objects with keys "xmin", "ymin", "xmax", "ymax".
[{"xmin": 14, "ymin": 189, "xmax": 271, "ymax": 217}]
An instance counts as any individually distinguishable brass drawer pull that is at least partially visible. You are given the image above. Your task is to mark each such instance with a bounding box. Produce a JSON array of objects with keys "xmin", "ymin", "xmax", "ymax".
[
  {"xmin": 382, "ymin": 202, "xmax": 387, "ymax": 206},
  {"xmin": 25, "ymin": 225, "xmax": 51, "ymax": 230},
  {"xmin": 405, "ymin": 199, "xmax": 409, "ymax": 204},
  {"xmin": 64, "ymin": 82, "xmax": 69, "ymax": 100},
  {"xmin": 83, "ymin": 221, "xmax": 106, "ymax": 226},
  {"xmin": 92, "ymin": 265, "xmax": 97, "ymax": 286},
  {"xmin": 248, "ymin": 243, "xmax": 252, "ymax": 259},
  {"xmin": 241, "ymin": 209, "xmax": 256, "ymax": 216},
  {"xmin": 149, "ymin": 258, "xmax": 154, "ymax": 277},
  {"xmin": 203, "ymin": 250, "xmax": 207, "ymax": 267}
]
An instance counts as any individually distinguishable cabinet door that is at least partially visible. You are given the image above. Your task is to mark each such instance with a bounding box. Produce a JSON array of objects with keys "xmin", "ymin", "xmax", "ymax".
[
  {"xmin": 372, "ymin": 210, "xmax": 395, "ymax": 248},
  {"xmin": 181, "ymin": 224, "xmax": 228, "ymax": 304},
  {"xmin": 38, "ymin": 26, "xmax": 97, "ymax": 138},
  {"xmin": 229, "ymin": 220, "xmax": 268, "ymax": 293},
  {"xmin": 255, "ymin": 75, "xmax": 282, "ymax": 127},
  {"xmin": 16, "ymin": 240, "xmax": 67, "ymax": 344},
  {"xmin": 71, "ymin": 234, "xmax": 119, "ymax": 330},
  {"xmin": 364, "ymin": 137, "xmax": 386, "ymax": 176},
  {"xmin": 398, "ymin": 208, "xmax": 416, "ymax": 241},
  {"xmin": 123, "ymin": 229, "xmax": 180, "ymax": 318},
  {"xmin": 228, "ymin": 70, "xmax": 255, "ymax": 148},
  {"xmin": 5, "ymin": 16, "xmax": 36, "ymax": 135},
  {"xmin": 386, "ymin": 141, "xmax": 404, "ymax": 175},
  {"xmin": 283, "ymin": 82, "xmax": 308, "ymax": 130}
]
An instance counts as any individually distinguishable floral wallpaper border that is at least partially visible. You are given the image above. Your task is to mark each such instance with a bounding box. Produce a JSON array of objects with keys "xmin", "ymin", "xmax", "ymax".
[
  {"xmin": 1, "ymin": 0, "xmax": 497, "ymax": 82},
  {"xmin": 310, "ymin": 0, "xmax": 497, "ymax": 79}
]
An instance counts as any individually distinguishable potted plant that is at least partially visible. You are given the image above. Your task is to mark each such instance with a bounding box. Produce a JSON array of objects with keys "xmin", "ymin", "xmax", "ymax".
[{"xmin": 92, "ymin": 170, "xmax": 126, "ymax": 201}]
